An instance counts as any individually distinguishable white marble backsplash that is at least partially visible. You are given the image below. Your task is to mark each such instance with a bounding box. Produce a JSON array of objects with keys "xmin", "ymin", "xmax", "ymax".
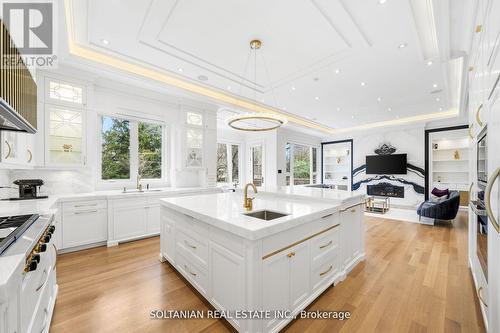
[{"xmin": 8, "ymin": 169, "xmax": 94, "ymax": 196}]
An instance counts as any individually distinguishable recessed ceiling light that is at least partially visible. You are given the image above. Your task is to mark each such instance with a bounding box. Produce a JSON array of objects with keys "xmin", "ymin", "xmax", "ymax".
[
  {"xmin": 351, "ymin": 115, "xmax": 355, "ymax": 119},
  {"xmin": 427, "ymin": 60, "xmax": 433, "ymax": 66},
  {"xmin": 336, "ymin": 107, "xmax": 341, "ymax": 111},
  {"xmin": 197, "ymin": 75, "xmax": 208, "ymax": 81},
  {"xmin": 101, "ymin": 39, "xmax": 109, "ymax": 45},
  {"xmin": 396, "ymin": 115, "xmax": 400, "ymax": 119},
  {"xmin": 227, "ymin": 86, "xmax": 232, "ymax": 91},
  {"xmin": 315, "ymin": 96, "xmax": 320, "ymax": 100},
  {"xmin": 261, "ymin": 99, "xmax": 265, "ymax": 103},
  {"xmin": 436, "ymin": 97, "xmax": 440, "ymax": 102},
  {"xmin": 398, "ymin": 42, "xmax": 408, "ymax": 49},
  {"xmin": 439, "ymin": 107, "xmax": 443, "ymax": 111},
  {"xmin": 361, "ymin": 82, "xmax": 366, "ymax": 86},
  {"xmin": 432, "ymin": 83, "xmax": 438, "ymax": 88},
  {"xmin": 282, "ymin": 106, "xmax": 287, "ymax": 110},
  {"xmin": 377, "ymin": 97, "xmax": 382, "ymax": 102},
  {"xmin": 388, "ymin": 107, "xmax": 392, "ymax": 111},
  {"xmin": 378, "ymin": 0, "xmax": 387, "ymax": 4},
  {"xmin": 335, "ymin": 69, "xmax": 341, "ymax": 74},
  {"xmin": 178, "ymin": 68, "xmax": 183, "ymax": 73},
  {"xmin": 291, "ymin": 86, "xmax": 296, "ymax": 91}
]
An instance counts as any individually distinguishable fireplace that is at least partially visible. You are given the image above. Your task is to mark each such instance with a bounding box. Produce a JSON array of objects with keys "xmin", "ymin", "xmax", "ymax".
[{"xmin": 367, "ymin": 182, "xmax": 404, "ymax": 198}]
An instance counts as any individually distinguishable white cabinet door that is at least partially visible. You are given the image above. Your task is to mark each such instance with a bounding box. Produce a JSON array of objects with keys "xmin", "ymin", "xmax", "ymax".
[
  {"xmin": 341, "ymin": 209, "xmax": 354, "ymax": 268},
  {"xmin": 147, "ymin": 204, "xmax": 160, "ymax": 234},
  {"xmin": 209, "ymin": 241, "xmax": 245, "ymax": 331},
  {"xmin": 263, "ymin": 249, "xmax": 290, "ymax": 332},
  {"xmin": 289, "ymin": 241, "xmax": 310, "ymax": 311},
  {"xmin": 62, "ymin": 209, "xmax": 107, "ymax": 248},
  {"xmin": 161, "ymin": 216, "xmax": 175, "ymax": 263},
  {"xmin": 113, "ymin": 205, "xmax": 148, "ymax": 240}
]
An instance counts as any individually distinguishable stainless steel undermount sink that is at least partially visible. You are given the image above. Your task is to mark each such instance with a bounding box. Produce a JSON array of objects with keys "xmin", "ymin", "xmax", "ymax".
[{"xmin": 244, "ymin": 210, "xmax": 289, "ymax": 221}]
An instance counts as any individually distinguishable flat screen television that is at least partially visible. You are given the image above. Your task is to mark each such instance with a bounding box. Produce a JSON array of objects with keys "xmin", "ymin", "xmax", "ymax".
[{"xmin": 366, "ymin": 154, "xmax": 407, "ymax": 174}]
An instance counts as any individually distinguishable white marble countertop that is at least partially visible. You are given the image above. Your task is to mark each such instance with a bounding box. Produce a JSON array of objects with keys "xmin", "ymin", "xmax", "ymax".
[
  {"xmin": 160, "ymin": 192, "xmax": 340, "ymax": 240},
  {"xmin": 0, "ymin": 187, "xmax": 217, "ymax": 216},
  {"xmin": 256, "ymin": 186, "xmax": 365, "ymax": 206}
]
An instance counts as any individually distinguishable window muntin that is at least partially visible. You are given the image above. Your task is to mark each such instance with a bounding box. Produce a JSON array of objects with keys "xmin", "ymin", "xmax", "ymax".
[
  {"xmin": 216, "ymin": 143, "xmax": 240, "ymax": 185},
  {"xmin": 48, "ymin": 80, "xmax": 83, "ymax": 104},
  {"xmin": 100, "ymin": 116, "xmax": 164, "ymax": 181},
  {"xmin": 186, "ymin": 112, "xmax": 203, "ymax": 126}
]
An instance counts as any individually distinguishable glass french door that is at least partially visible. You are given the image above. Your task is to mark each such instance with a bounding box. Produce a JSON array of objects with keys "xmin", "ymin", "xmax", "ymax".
[{"xmin": 250, "ymin": 144, "xmax": 264, "ymax": 187}]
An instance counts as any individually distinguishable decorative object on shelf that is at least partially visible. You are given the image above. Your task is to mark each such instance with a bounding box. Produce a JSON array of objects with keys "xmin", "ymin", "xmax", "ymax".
[
  {"xmin": 453, "ymin": 150, "xmax": 460, "ymax": 160},
  {"xmin": 62, "ymin": 143, "xmax": 73, "ymax": 152},
  {"xmin": 433, "ymin": 143, "xmax": 438, "ymax": 150},
  {"xmin": 336, "ymin": 157, "xmax": 341, "ymax": 164},
  {"xmin": 225, "ymin": 39, "xmax": 287, "ymax": 132},
  {"xmin": 437, "ymin": 175, "xmax": 441, "ymax": 182},
  {"xmin": 374, "ymin": 143, "xmax": 396, "ymax": 155}
]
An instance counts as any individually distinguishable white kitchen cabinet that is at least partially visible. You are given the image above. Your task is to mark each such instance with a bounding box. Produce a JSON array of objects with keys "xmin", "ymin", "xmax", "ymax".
[
  {"xmin": 160, "ymin": 203, "xmax": 353, "ymax": 333},
  {"xmin": 340, "ymin": 203, "xmax": 364, "ymax": 273},
  {"xmin": 61, "ymin": 200, "xmax": 108, "ymax": 249},
  {"xmin": 108, "ymin": 196, "xmax": 162, "ymax": 246}
]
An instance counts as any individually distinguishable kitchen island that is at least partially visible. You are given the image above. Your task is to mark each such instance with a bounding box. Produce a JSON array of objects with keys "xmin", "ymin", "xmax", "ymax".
[{"xmin": 160, "ymin": 189, "xmax": 365, "ymax": 333}]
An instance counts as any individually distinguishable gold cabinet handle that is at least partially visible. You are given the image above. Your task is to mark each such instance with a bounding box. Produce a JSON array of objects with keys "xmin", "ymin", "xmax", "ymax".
[
  {"xmin": 27, "ymin": 149, "xmax": 32, "ymax": 163},
  {"xmin": 287, "ymin": 252, "xmax": 296, "ymax": 258},
  {"xmin": 485, "ymin": 167, "xmax": 500, "ymax": 233},
  {"xmin": 185, "ymin": 240, "xmax": 197, "ymax": 250},
  {"xmin": 469, "ymin": 181, "xmax": 474, "ymax": 198},
  {"xmin": 184, "ymin": 265, "xmax": 197, "ymax": 276},
  {"xmin": 468, "ymin": 123, "xmax": 474, "ymax": 139},
  {"xmin": 35, "ymin": 268, "xmax": 48, "ymax": 292},
  {"xmin": 319, "ymin": 240, "xmax": 332, "ymax": 249},
  {"xmin": 477, "ymin": 286, "xmax": 488, "ymax": 307},
  {"xmin": 4, "ymin": 140, "xmax": 11, "ymax": 159},
  {"xmin": 319, "ymin": 265, "xmax": 333, "ymax": 277},
  {"xmin": 476, "ymin": 104, "xmax": 484, "ymax": 127},
  {"xmin": 53, "ymin": 243, "xmax": 58, "ymax": 267}
]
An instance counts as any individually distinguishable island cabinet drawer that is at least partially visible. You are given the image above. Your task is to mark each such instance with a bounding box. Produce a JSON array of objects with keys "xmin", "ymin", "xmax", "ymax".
[
  {"xmin": 311, "ymin": 254, "xmax": 339, "ymax": 294},
  {"xmin": 170, "ymin": 212, "xmax": 209, "ymax": 239},
  {"xmin": 63, "ymin": 199, "xmax": 107, "ymax": 213},
  {"xmin": 175, "ymin": 227, "xmax": 208, "ymax": 269},
  {"xmin": 175, "ymin": 250, "xmax": 208, "ymax": 297},
  {"xmin": 310, "ymin": 225, "xmax": 339, "ymax": 265}
]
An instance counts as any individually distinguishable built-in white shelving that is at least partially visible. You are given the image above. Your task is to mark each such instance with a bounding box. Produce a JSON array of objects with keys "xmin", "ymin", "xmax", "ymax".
[
  {"xmin": 322, "ymin": 141, "xmax": 352, "ymax": 190},
  {"xmin": 429, "ymin": 129, "xmax": 470, "ymax": 196}
]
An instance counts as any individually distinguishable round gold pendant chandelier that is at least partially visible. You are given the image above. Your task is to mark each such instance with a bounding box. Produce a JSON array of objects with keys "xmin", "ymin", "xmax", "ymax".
[
  {"xmin": 227, "ymin": 113, "xmax": 287, "ymax": 132},
  {"xmin": 225, "ymin": 39, "xmax": 287, "ymax": 132}
]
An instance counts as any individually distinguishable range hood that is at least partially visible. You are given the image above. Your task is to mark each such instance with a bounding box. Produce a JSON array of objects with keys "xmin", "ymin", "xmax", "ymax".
[{"xmin": 0, "ymin": 20, "xmax": 37, "ymax": 133}]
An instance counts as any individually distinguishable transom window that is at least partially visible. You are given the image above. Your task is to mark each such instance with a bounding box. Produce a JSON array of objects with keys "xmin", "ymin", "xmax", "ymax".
[
  {"xmin": 100, "ymin": 115, "xmax": 164, "ymax": 181},
  {"xmin": 47, "ymin": 79, "xmax": 84, "ymax": 105}
]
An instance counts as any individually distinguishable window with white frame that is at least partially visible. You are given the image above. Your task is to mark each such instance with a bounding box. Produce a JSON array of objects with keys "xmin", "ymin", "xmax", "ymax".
[
  {"xmin": 285, "ymin": 143, "xmax": 319, "ymax": 185},
  {"xmin": 217, "ymin": 143, "xmax": 240, "ymax": 185},
  {"xmin": 100, "ymin": 115, "xmax": 165, "ymax": 181}
]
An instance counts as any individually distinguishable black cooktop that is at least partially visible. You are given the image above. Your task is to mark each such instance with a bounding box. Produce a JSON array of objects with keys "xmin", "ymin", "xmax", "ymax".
[{"xmin": 0, "ymin": 214, "xmax": 39, "ymax": 255}]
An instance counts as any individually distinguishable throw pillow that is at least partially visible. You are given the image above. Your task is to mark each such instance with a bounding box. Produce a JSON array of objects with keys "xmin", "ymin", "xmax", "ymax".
[{"xmin": 431, "ymin": 187, "xmax": 449, "ymax": 197}]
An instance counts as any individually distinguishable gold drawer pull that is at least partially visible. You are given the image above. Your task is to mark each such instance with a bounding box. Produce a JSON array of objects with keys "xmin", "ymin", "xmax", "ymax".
[
  {"xmin": 27, "ymin": 149, "xmax": 32, "ymax": 163},
  {"xmin": 287, "ymin": 252, "xmax": 295, "ymax": 258},
  {"xmin": 184, "ymin": 265, "xmax": 197, "ymax": 276},
  {"xmin": 477, "ymin": 286, "xmax": 488, "ymax": 307},
  {"xmin": 321, "ymin": 213, "xmax": 333, "ymax": 219},
  {"xmin": 319, "ymin": 240, "xmax": 332, "ymax": 249},
  {"xmin": 319, "ymin": 265, "xmax": 333, "ymax": 277},
  {"xmin": 185, "ymin": 240, "xmax": 197, "ymax": 250},
  {"xmin": 73, "ymin": 210, "xmax": 98, "ymax": 215},
  {"xmin": 4, "ymin": 140, "xmax": 11, "ymax": 159},
  {"xmin": 35, "ymin": 268, "xmax": 48, "ymax": 292}
]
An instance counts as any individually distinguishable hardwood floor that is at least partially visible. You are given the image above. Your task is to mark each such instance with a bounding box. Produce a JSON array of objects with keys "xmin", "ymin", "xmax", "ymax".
[{"xmin": 50, "ymin": 212, "xmax": 485, "ymax": 333}]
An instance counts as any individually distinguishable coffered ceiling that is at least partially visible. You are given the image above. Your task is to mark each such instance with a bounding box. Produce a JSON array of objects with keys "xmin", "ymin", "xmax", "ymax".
[{"xmin": 62, "ymin": 0, "xmax": 470, "ymax": 134}]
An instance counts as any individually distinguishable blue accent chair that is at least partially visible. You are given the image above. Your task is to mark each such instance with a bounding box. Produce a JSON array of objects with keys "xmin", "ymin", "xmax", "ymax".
[{"xmin": 417, "ymin": 191, "xmax": 460, "ymax": 221}]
